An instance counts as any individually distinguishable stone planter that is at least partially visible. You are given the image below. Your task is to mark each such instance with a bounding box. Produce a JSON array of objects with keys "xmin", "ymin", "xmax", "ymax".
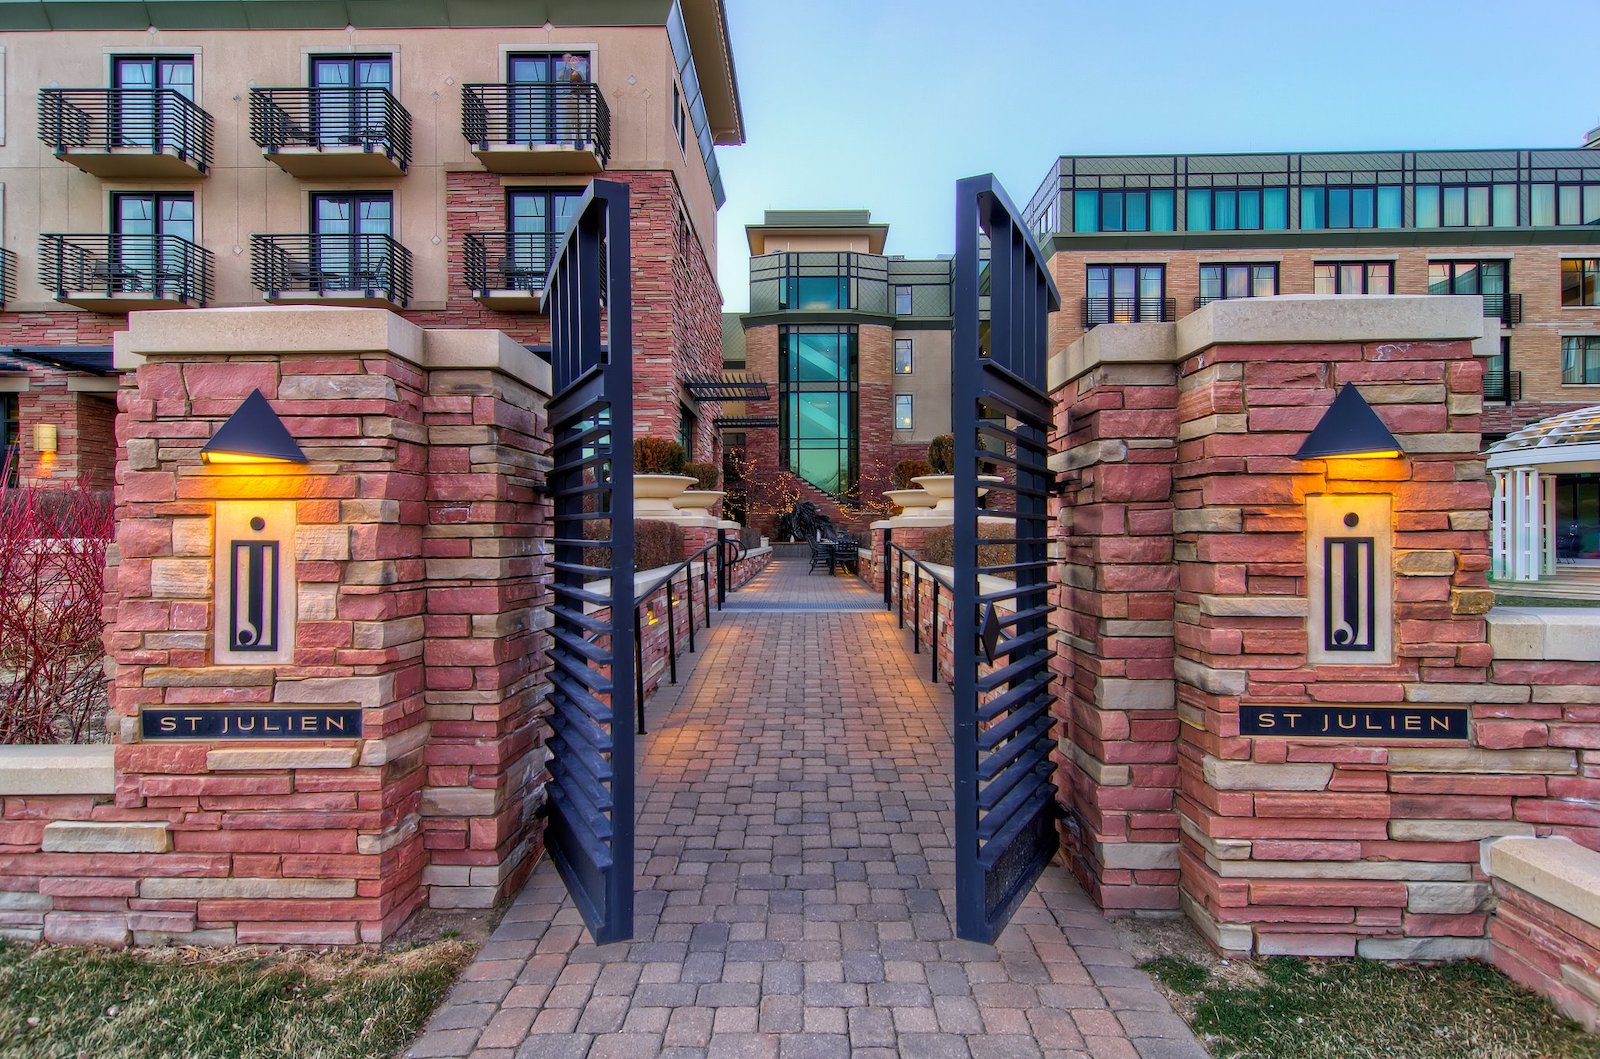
[
  {"xmin": 884, "ymin": 488, "xmax": 936, "ymax": 511},
  {"xmin": 672, "ymin": 489, "xmax": 725, "ymax": 512},
  {"xmin": 911, "ymin": 474, "xmax": 1006, "ymax": 513},
  {"xmin": 634, "ymin": 474, "xmax": 698, "ymax": 517}
]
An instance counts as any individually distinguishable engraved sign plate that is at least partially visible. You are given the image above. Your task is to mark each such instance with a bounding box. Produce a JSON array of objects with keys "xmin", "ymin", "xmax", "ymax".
[
  {"xmin": 1241, "ymin": 704, "xmax": 1468, "ymax": 741},
  {"xmin": 141, "ymin": 707, "xmax": 362, "ymax": 741},
  {"xmin": 1306, "ymin": 495, "xmax": 1393, "ymax": 665},
  {"xmin": 213, "ymin": 501, "xmax": 296, "ymax": 665}
]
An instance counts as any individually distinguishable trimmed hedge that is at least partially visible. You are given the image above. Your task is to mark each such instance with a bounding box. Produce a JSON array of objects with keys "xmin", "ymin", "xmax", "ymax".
[
  {"xmin": 682, "ymin": 461, "xmax": 719, "ymax": 491},
  {"xmin": 583, "ymin": 518, "xmax": 685, "ymax": 573},
  {"xmin": 892, "ymin": 459, "xmax": 932, "ymax": 490},
  {"xmin": 917, "ymin": 522, "xmax": 1015, "ymax": 568}
]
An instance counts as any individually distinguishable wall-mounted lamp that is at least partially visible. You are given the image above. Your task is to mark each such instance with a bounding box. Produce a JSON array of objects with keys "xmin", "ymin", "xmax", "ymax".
[
  {"xmin": 33, "ymin": 423, "xmax": 57, "ymax": 454},
  {"xmin": 200, "ymin": 389, "xmax": 307, "ymax": 465},
  {"xmin": 1295, "ymin": 384, "xmax": 1403, "ymax": 460}
]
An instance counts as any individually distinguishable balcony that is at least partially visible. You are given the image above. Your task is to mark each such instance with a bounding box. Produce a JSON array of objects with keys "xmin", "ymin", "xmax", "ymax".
[
  {"xmin": 0, "ymin": 248, "xmax": 14, "ymax": 309},
  {"xmin": 461, "ymin": 83, "xmax": 611, "ymax": 174},
  {"xmin": 1081, "ymin": 297, "xmax": 1176, "ymax": 328},
  {"xmin": 249, "ymin": 87, "xmax": 412, "ymax": 177},
  {"xmin": 250, "ymin": 234, "xmax": 412, "ymax": 308},
  {"xmin": 38, "ymin": 88, "xmax": 213, "ymax": 178},
  {"xmin": 1483, "ymin": 293, "xmax": 1523, "ymax": 327},
  {"xmin": 1484, "ymin": 368, "xmax": 1522, "ymax": 403},
  {"xmin": 464, "ymin": 232, "xmax": 556, "ymax": 310},
  {"xmin": 39, "ymin": 233, "xmax": 213, "ymax": 311}
]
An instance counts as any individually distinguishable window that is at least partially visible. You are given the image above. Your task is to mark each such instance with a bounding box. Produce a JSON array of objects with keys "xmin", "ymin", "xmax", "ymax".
[
  {"xmin": 894, "ymin": 394, "xmax": 913, "ymax": 431},
  {"xmin": 309, "ymin": 55, "xmax": 393, "ymax": 148},
  {"xmin": 1300, "ymin": 186, "xmax": 1401, "ymax": 229},
  {"xmin": 894, "ymin": 338, "xmax": 913, "ymax": 374},
  {"xmin": 672, "ymin": 82, "xmax": 687, "ymax": 154},
  {"xmin": 1415, "ymin": 184, "xmax": 1512, "ymax": 228},
  {"xmin": 507, "ymin": 52, "xmax": 590, "ymax": 144},
  {"xmin": 1186, "ymin": 188, "xmax": 1288, "ymax": 231},
  {"xmin": 112, "ymin": 55, "xmax": 196, "ymax": 153},
  {"xmin": 779, "ymin": 326, "xmax": 858, "ymax": 496},
  {"xmin": 781, "ymin": 275, "xmax": 850, "ymax": 311},
  {"xmin": 894, "ymin": 286, "xmax": 913, "ymax": 315},
  {"xmin": 1313, "ymin": 261, "xmax": 1393, "ymax": 294},
  {"xmin": 1, "ymin": 393, "xmax": 17, "ymax": 486},
  {"xmin": 1085, "ymin": 265, "xmax": 1166, "ymax": 324},
  {"xmin": 1533, "ymin": 183, "xmax": 1600, "ymax": 226},
  {"xmin": 311, "ymin": 193, "xmax": 393, "ymax": 288},
  {"xmin": 679, "ymin": 402, "xmax": 697, "ymax": 458},
  {"xmin": 1072, "ymin": 189, "xmax": 1176, "ymax": 233},
  {"xmin": 1198, "ymin": 264, "xmax": 1278, "ymax": 305},
  {"xmin": 1485, "ymin": 337, "xmax": 1514, "ymax": 404},
  {"xmin": 1562, "ymin": 336, "xmax": 1600, "ymax": 385},
  {"xmin": 113, "ymin": 192, "xmax": 196, "ymax": 292},
  {"xmin": 1563, "ymin": 260, "xmax": 1600, "ymax": 307},
  {"xmin": 1429, "ymin": 260, "xmax": 1509, "ymax": 318},
  {"xmin": 505, "ymin": 188, "xmax": 581, "ymax": 284}
]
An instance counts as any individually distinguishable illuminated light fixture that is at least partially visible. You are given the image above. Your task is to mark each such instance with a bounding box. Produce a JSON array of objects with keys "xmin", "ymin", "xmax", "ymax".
[
  {"xmin": 1295, "ymin": 383, "xmax": 1403, "ymax": 460},
  {"xmin": 33, "ymin": 423, "xmax": 57, "ymax": 454},
  {"xmin": 200, "ymin": 389, "xmax": 307, "ymax": 465}
]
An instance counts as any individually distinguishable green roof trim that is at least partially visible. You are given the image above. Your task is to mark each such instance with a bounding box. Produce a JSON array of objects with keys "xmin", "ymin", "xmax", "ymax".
[
  {"xmin": 0, "ymin": 0, "xmax": 670, "ymax": 33},
  {"xmin": 1045, "ymin": 226, "xmax": 1600, "ymax": 255},
  {"xmin": 755, "ymin": 210, "xmax": 877, "ymax": 228}
]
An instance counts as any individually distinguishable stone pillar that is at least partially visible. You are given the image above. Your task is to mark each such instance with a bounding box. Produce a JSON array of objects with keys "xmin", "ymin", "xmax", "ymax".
[
  {"xmin": 1049, "ymin": 327, "xmax": 1181, "ymax": 910},
  {"xmin": 101, "ymin": 307, "xmax": 551, "ymax": 943}
]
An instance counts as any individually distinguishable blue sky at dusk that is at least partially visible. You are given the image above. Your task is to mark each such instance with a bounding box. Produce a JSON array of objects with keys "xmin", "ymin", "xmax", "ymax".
[{"xmin": 714, "ymin": 0, "xmax": 1600, "ymax": 310}]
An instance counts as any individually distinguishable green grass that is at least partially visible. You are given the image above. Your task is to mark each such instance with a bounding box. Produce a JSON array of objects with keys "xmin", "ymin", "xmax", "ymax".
[
  {"xmin": 0, "ymin": 938, "xmax": 474, "ymax": 1059},
  {"xmin": 1494, "ymin": 595, "xmax": 1600, "ymax": 609},
  {"xmin": 1143, "ymin": 955, "xmax": 1600, "ymax": 1059}
]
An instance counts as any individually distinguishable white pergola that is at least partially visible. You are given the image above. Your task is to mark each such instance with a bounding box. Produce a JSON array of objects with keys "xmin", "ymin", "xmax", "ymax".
[{"xmin": 1486, "ymin": 405, "xmax": 1600, "ymax": 581}]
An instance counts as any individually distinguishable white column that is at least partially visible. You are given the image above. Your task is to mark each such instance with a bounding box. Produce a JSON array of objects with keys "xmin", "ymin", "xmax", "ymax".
[
  {"xmin": 1512, "ymin": 467, "xmax": 1541, "ymax": 582},
  {"xmin": 1491, "ymin": 470, "xmax": 1508, "ymax": 581},
  {"xmin": 1543, "ymin": 473, "xmax": 1559, "ymax": 575}
]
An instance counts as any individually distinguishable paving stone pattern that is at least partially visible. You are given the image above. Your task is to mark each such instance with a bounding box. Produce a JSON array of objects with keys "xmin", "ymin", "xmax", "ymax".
[{"xmin": 408, "ymin": 562, "xmax": 1206, "ymax": 1059}]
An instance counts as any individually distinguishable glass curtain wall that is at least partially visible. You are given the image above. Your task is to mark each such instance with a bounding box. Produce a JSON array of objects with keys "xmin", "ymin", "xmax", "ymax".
[{"xmin": 779, "ymin": 326, "xmax": 858, "ymax": 498}]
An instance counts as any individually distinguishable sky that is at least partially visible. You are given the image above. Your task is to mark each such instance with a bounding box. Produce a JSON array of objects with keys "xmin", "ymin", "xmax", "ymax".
[{"xmin": 713, "ymin": 0, "xmax": 1600, "ymax": 312}]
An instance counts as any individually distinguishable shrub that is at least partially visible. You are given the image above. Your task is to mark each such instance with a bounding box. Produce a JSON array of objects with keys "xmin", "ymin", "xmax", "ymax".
[
  {"xmin": 681, "ymin": 461, "xmax": 719, "ymax": 491},
  {"xmin": 634, "ymin": 437, "xmax": 687, "ymax": 475},
  {"xmin": 740, "ymin": 525, "xmax": 762, "ymax": 550},
  {"xmin": 916, "ymin": 522, "xmax": 1016, "ymax": 568},
  {"xmin": 635, "ymin": 520, "xmax": 684, "ymax": 571},
  {"xmin": 927, "ymin": 434, "xmax": 955, "ymax": 474},
  {"xmin": 0, "ymin": 480, "xmax": 115, "ymax": 744},
  {"xmin": 892, "ymin": 459, "xmax": 932, "ymax": 490}
]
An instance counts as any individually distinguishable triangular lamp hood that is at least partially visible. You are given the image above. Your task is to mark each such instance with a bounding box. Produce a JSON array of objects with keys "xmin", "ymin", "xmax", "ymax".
[
  {"xmin": 1295, "ymin": 383, "xmax": 1403, "ymax": 460},
  {"xmin": 200, "ymin": 389, "xmax": 307, "ymax": 465}
]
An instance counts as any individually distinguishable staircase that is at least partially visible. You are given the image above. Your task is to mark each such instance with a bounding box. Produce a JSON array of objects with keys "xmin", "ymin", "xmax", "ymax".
[{"xmin": 791, "ymin": 478, "xmax": 875, "ymax": 538}]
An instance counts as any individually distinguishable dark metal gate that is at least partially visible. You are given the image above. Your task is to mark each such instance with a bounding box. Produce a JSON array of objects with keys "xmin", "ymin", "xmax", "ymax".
[
  {"xmin": 543, "ymin": 179, "xmax": 636, "ymax": 944},
  {"xmin": 951, "ymin": 174, "xmax": 1062, "ymax": 944}
]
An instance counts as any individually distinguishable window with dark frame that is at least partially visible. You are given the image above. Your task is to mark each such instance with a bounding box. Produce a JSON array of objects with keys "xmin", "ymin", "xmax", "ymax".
[
  {"xmin": 1300, "ymin": 186, "xmax": 1402, "ymax": 230},
  {"xmin": 1416, "ymin": 184, "xmax": 1513, "ymax": 228},
  {"xmin": 1198, "ymin": 263, "xmax": 1278, "ymax": 305},
  {"xmin": 1562, "ymin": 259, "xmax": 1600, "ymax": 307},
  {"xmin": 1562, "ymin": 335, "xmax": 1600, "ymax": 385},
  {"xmin": 1532, "ymin": 183, "xmax": 1600, "ymax": 227},
  {"xmin": 894, "ymin": 338, "xmax": 913, "ymax": 374},
  {"xmin": 672, "ymin": 82, "xmax": 687, "ymax": 154},
  {"xmin": 1085, "ymin": 264, "xmax": 1166, "ymax": 323},
  {"xmin": 894, "ymin": 394, "xmax": 913, "ymax": 431},
  {"xmin": 679, "ymin": 402, "xmax": 697, "ymax": 459},
  {"xmin": 1186, "ymin": 189, "xmax": 1288, "ymax": 232},
  {"xmin": 894, "ymin": 286, "xmax": 913, "ymax": 315},
  {"xmin": 779, "ymin": 326, "xmax": 859, "ymax": 497},
  {"xmin": 1313, "ymin": 261, "xmax": 1394, "ymax": 295},
  {"xmin": 1072, "ymin": 189, "xmax": 1176, "ymax": 233},
  {"xmin": 1, "ymin": 392, "xmax": 17, "ymax": 486}
]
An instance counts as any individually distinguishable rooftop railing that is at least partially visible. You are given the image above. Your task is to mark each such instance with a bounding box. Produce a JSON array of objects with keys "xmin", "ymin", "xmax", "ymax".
[{"xmin": 1081, "ymin": 296, "xmax": 1175, "ymax": 327}]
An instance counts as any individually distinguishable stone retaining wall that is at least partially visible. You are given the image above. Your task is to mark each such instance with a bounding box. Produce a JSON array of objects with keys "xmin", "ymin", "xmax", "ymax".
[{"xmin": 1486, "ymin": 836, "xmax": 1600, "ymax": 1031}]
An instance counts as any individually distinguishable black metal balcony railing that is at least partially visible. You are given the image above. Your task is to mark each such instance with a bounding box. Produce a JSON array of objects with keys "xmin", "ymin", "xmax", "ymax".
[
  {"xmin": 461, "ymin": 82, "xmax": 612, "ymax": 164},
  {"xmin": 464, "ymin": 231, "xmax": 556, "ymax": 294},
  {"xmin": 248, "ymin": 87, "xmax": 413, "ymax": 170},
  {"xmin": 1483, "ymin": 368, "xmax": 1522, "ymax": 403},
  {"xmin": 1482, "ymin": 292, "xmax": 1523, "ymax": 326},
  {"xmin": 1081, "ymin": 296, "xmax": 1176, "ymax": 327},
  {"xmin": 38, "ymin": 233, "xmax": 213, "ymax": 304},
  {"xmin": 251, "ymin": 233, "xmax": 413, "ymax": 306},
  {"xmin": 0, "ymin": 248, "xmax": 15, "ymax": 308},
  {"xmin": 38, "ymin": 88, "xmax": 214, "ymax": 172}
]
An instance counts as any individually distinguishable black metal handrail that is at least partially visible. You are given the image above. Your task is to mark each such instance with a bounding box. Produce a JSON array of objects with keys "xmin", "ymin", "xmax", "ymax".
[
  {"xmin": 631, "ymin": 530, "xmax": 747, "ymax": 734},
  {"xmin": 250, "ymin": 233, "xmax": 413, "ymax": 306},
  {"xmin": 0, "ymin": 248, "xmax": 15, "ymax": 308},
  {"xmin": 38, "ymin": 233, "xmax": 213, "ymax": 304},
  {"xmin": 1081, "ymin": 296, "xmax": 1175, "ymax": 327},
  {"xmin": 882, "ymin": 530, "xmax": 955, "ymax": 684},
  {"xmin": 464, "ymin": 231, "xmax": 558, "ymax": 294},
  {"xmin": 249, "ymin": 86, "xmax": 412, "ymax": 170},
  {"xmin": 1483, "ymin": 367, "xmax": 1522, "ymax": 403},
  {"xmin": 38, "ymin": 88, "xmax": 214, "ymax": 172},
  {"xmin": 461, "ymin": 82, "xmax": 612, "ymax": 165}
]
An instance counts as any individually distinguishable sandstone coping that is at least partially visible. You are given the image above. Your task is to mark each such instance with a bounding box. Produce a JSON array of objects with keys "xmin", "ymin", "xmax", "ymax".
[
  {"xmin": 1485, "ymin": 836, "xmax": 1600, "ymax": 931},
  {"xmin": 1488, "ymin": 607, "xmax": 1600, "ymax": 661},
  {"xmin": 0, "ymin": 745, "xmax": 115, "ymax": 795},
  {"xmin": 114, "ymin": 307, "xmax": 552, "ymax": 394},
  {"xmin": 1048, "ymin": 294, "xmax": 1491, "ymax": 390}
]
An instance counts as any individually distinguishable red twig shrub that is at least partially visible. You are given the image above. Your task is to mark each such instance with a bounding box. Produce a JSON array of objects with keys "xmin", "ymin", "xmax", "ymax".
[{"xmin": 0, "ymin": 475, "xmax": 115, "ymax": 743}]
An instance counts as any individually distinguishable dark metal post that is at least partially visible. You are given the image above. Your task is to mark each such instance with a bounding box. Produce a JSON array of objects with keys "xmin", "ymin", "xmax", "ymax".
[
  {"xmin": 665, "ymin": 582, "xmax": 677, "ymax": 685},
  {"xmin": 931, "ymin": 581, "xmax": 940, "ymax": 684},
  {"xmin": 912, "ymin": 566, "xmax": 921, "ymax": 655},
  {"xmin": 702, "ymin": 552, "xmax": 712, "ymax": 628},
  {"xmin": 634, "ymin": 604, "xmax": 646, "ymax": 735},
  {"xmin": 882, "ymin": 527, "xmax": 892, "ymax": 609},
  {"xmin": 896, "ymin": 550, "xmax": 906, "ymax": 627},
  {"xmin": 717, "ymin": 529, "xmax": 727, "ymax": 608},
  {"xmin": 685, "ymin": 570, "xmax": 696, "ymax": 653}
]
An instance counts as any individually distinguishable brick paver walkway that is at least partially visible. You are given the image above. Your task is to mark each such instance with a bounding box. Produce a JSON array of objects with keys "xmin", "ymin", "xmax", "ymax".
[{"xmin": 408, "ymin": 561, "xmax": 1206, "ymax": 1059}]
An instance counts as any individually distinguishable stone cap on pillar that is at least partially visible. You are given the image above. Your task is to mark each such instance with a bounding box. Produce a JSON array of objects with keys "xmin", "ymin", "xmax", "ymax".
[{"xmin": 1049, "ymin": 294, "xmax": 1492, "ymax": 392}]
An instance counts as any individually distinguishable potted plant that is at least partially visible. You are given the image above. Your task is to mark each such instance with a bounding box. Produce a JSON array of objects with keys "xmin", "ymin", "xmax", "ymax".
[
  {"xmin": 633, "ymin": 438, "xmax": 697, "ymax": 516},
  {"xmin": 885, "ymin": 457, "xmax": 936, "ymax": 511},
  {"xmin": 911, "ymin": 434, "xmax": 1002, "ymax": 512},
  {"xmin": 672, "ymin": 460, "xmax": 725, "ymax": 513}
]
